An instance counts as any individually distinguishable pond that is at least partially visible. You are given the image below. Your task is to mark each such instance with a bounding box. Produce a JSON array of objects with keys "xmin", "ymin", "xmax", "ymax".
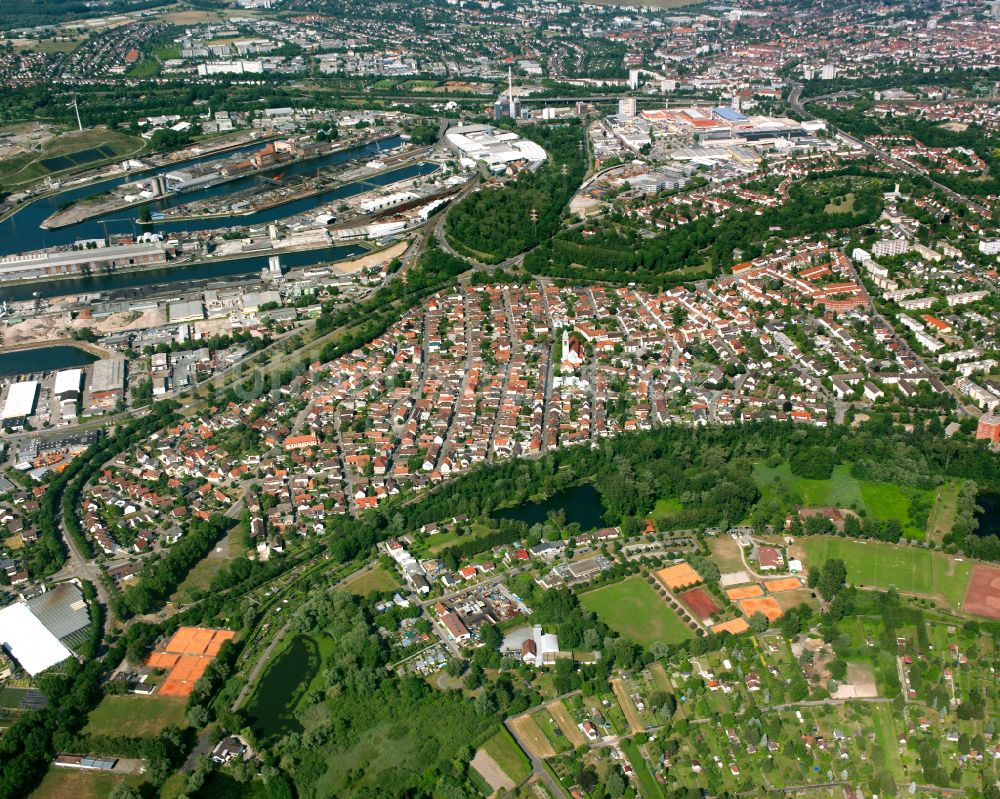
[
  {"xmin": 975, "ymin": 492, "xmax": 1000, "ymax": 538},
  {"xmin": 246, "ymin": 634, "xmax": 319, "ymax": 741},
  {"xmin": 0, "ymin": 345, "xmax": 98, "ymax": 378},
  {"xmin": 493, "ymin": 483, "xmax": 607, "ymax": 531}
]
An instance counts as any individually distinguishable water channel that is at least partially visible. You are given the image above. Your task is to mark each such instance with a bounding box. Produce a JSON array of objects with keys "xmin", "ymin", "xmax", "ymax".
[
  {"xmin": 0, "ymin": 133, "xmax": 406, "ymax": 256},
  {"xmin": 0, "ymin": 345, "xmax": 98, "ymax": 378},
  {"xmin": 0, "ymin": 243, "xmax": 368, "ymax": 303}
]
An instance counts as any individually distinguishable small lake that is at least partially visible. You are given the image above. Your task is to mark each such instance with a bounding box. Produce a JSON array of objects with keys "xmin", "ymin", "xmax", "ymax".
[
  {"xmin": 246, "ymin": 634, "xmax": 319, "ymax": 741},
  {"xmin": 493, "ymin": 483, "xmax": 607, "ymax": 530},
  {"xmin": 0, "ymin": 345, "xmax": 97, "ymax": 378},
  {"xmin": 976, "ymin": 492, "xmax": 1000, "ymax": 538}
]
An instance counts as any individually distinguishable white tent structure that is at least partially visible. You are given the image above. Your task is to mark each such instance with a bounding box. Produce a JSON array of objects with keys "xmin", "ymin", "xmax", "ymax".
[{"xmin": 0, "ymin": 602, "xmax": 72, "ymax": 676}]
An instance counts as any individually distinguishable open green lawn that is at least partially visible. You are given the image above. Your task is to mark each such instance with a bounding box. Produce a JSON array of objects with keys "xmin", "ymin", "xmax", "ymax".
[
  {"xmin": 482, "ymin": 727, "xmax": 532, "ymax": 784},
  {"xmin": 824, "ymin": 192, "xmax": 856, "ymax": 214},
  {"xmin": 927, "ymin": 482, "xmax": 960, "ymax": 543},
  {"xmin": 170, "ymin": 525, "xmax": 242, "ymax": 602},
  {"xmin": 620, "ymin": 739, "xmax": 667, "ymax": 798},
  {"xmin": 754, "ymin": 463, "xmax": 934, "ymax": 539},
  {"xmin": 580, "ymin": 577, "xmax": 694, "ymax": 647},
  {"xmin": 169, "ymin": 554, "xmax": 229, "ymax": 602},
  {"xmin": 755, "ymin": 463, "xmax": 864, "ymax": 508},
  {"xmin": 800, "ymin": 536, "xmax": 971, "ymax": 608},
  {"xmin": 340, "ymin": 566, "xmax": 400, "ymax": 595},
  {"xmin": 28, "ymin": 767, "xmax": 145, "ymax": 799},
  {"xmin": 83, "ymin": 694, "xmax": 187, "ymax": 738},
  {"xmin": 651, "ymin": 497, "xmax": 684, "ymax": 527}
]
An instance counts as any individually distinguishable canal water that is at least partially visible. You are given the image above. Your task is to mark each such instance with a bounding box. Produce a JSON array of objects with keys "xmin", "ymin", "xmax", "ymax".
[
  {"xmin": 976, "ymin": 492, "xmax": 1000, "ymax": 538},
  {"xmin": 0, "ymin": 243, "xmax": 366, "ymax": 302},
  {"xmin": 0, "ymin": 135, "xmax": 405, "ymax": 257},
  {"xmin": 138, "ymin": 159, "xmax": 438, "ymax": 235},
  {"xmin": 493, "ymin": 483, "xmax": 608, "ymax": 530},
  {"xmin": 0, "ymin": 345, "xmax": 97, "ymax": 378}
]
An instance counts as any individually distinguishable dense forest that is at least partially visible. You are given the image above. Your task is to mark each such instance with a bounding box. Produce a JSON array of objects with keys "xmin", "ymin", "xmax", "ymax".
[
  {"xmin": 445, "ymin": 122, "xmax": 586, "ymax": 262},
  {"xmin": 313, "ymin": 411, "xmax": 999, "ymax": 577},
  {"xmin": 524, "ymin": 176, "xmax": 886, "ymax": 285}
]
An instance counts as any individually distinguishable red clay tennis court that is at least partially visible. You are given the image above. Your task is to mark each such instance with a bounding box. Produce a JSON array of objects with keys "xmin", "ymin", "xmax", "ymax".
[
  {"xmin": 146, "ymin": 627, "xmax": 236, "ymax": 697},
  {"xmin": 656, "ymin": 562, "xmax": 702, "ymax": 590},
  {"xmin": 725, "ymin": 584, "xmax": 764, "ymax": 600},
  {"xmin": 963, "ymin": 564, "xmax": 1000, "ymax": 620},
  {"xmin": 712, "ymin": 618, "xmax": 749, "ymax": 635},
  {"xmin": 739, "ymin": 596, "xmax": 784, "ymax": 621},
  {"xmin": 764, "ymin": 577, "xmax": 803, "ymax": 593},
  {"xmin": 679, "ymin": 587, "xmax": 721, "ymax": 621}
]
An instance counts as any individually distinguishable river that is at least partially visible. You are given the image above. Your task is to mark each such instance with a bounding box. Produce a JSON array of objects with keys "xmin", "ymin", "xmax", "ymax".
[
  {"xmin": 0, "ymin": 134, "xmax": 405, "ymax": 257},
  {"xmin": 0, "ymin": 345, "xmax": 97, "ymax": 378}
]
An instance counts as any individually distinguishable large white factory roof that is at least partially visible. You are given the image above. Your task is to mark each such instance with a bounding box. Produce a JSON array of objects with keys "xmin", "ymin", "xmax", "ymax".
[
  {"xmin": 444, "ymin": 124, "xmax": 548, "ymax": 167},
  {"xmin": 0, "ymin": 602, "xmax": 72, "ymax": 676},
  {"xmin": 1, "ymin": 380, "xmax": 39, "ymax": 421},
  {"xmin": 54, "ymin": 368, "xmax": 83, "ymax": 398}
]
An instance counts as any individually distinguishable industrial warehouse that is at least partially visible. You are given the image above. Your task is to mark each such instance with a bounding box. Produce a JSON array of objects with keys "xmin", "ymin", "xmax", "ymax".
[
  {"xmin": 0, "ymin": 241, "xmax": 169, "ymax": 283},
  {"xmin": 0, "ymin": 582, "xmax": 91, "ymax": 676}
]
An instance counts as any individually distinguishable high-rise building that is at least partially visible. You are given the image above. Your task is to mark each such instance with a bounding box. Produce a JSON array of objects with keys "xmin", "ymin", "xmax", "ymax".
[
  {"xmin": 977, "ymin": 414, "xmax": 1000, "ymax": 443},
  {"xmin": 618, "ymin": 97, "xmax": 637, "ymax": 118}
]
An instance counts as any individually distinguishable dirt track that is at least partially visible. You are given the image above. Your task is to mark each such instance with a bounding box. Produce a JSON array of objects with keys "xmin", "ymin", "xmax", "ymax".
[{"xmin": 471, "ymin": 749, "xmax": 515, "ymax": 793}]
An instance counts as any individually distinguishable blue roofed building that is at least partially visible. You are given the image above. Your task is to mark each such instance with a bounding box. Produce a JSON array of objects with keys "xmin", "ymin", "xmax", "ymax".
[{"xmin": 713, "ymin": 106, "xmax": 749, "ymax": 123}]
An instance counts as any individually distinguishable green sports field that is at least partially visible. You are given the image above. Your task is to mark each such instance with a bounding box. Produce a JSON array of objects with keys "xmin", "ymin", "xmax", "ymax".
[
  {"xmin": 83, "ymin": 694, "xmax": 187, "ymax": 737},
  {"xmin": 800, "ymin": 537, "xmax": 971, "ymax": 608},
  {"xmin": 580, "ymin": 577, "xmax": 694, "ymax": 646},
  {"xmin": 754, "ymin": 463, "xmax": 936, "ymax": 540},
  {"xmin": 481, "ymin": 728, "xmax": 532, "ymax": 784}
]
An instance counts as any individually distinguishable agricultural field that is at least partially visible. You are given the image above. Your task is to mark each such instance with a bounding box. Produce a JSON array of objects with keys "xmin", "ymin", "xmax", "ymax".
[
  {"xmin": 83, "ymin": 694, "xmax": 187, "ymax": 738},
  {"xmin": 798, "ymin": 537, "xmax": 970, "ymax": 608},
  {"xmin": 754, "ymin": 463, "xmax": 937, "ymax": 540},
  {"xmin": 509, "ymin": 714, "xmax": 555, "ymax": 759},
  {"xmin": 580, "ymin": 577, "xmax": 695, "ymax": 647}
]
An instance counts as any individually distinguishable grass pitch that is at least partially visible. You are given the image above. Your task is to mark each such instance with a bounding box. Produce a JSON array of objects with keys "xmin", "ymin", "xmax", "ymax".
[{"xmin": 580, "ymin": 577, "xmax": 694, "ymax": 646}]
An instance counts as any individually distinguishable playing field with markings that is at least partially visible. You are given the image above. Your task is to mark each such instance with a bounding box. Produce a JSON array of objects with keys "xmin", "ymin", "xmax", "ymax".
[{"xmin": 800, "ymin": 537, "xmax": 970, "ymax": 608}]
